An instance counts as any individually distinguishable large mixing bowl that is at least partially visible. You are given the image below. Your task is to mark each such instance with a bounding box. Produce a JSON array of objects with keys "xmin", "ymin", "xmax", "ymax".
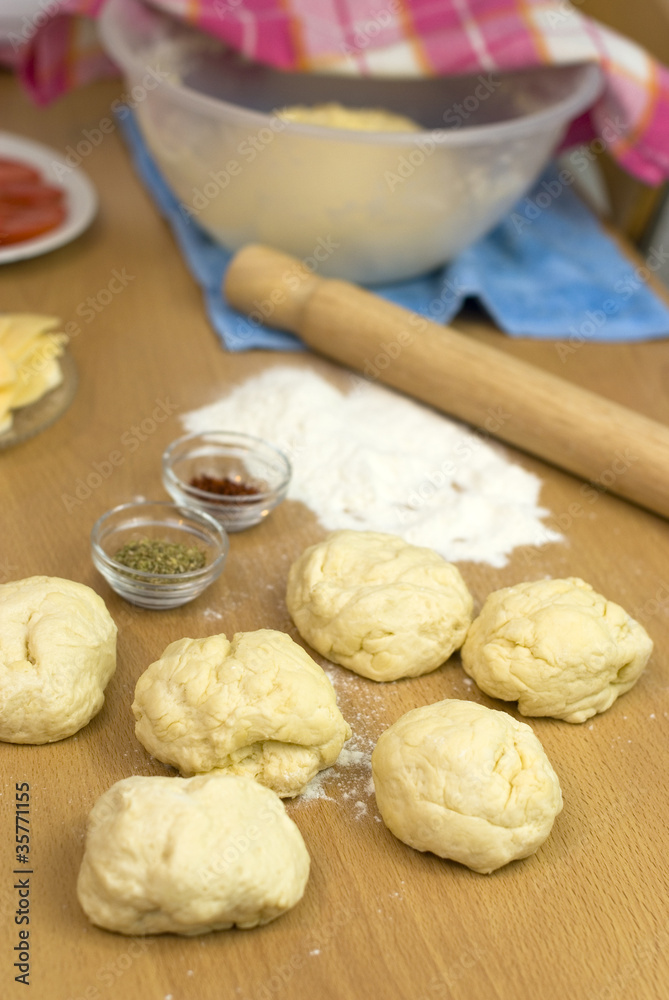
[{"xmin": 100, "ymin": 0, "xmax": 602, "ymax": 283}]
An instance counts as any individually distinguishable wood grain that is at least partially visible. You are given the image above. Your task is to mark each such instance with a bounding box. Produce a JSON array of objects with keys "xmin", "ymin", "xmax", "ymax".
[{"xmin": 1, "ymin": 73, "xmax": 669, "ymax": 1000}]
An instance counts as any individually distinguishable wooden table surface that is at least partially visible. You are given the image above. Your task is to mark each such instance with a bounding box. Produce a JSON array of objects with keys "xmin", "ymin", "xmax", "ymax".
[{"xmin": 1, "ymin": 72, "xmax": 669, "ymax": 1000}]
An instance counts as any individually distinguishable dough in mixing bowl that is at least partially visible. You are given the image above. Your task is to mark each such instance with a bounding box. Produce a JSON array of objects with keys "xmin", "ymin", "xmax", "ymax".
[
  {"xmin": 77, "ymin": 772, "xmax": 310, "ymax": 935},
  {"xmin": 0, "ymin": 575, "xmax": 117, "ymax": 743},
  {"xmin": 372, "ymin": 699, "xmax": 562, "ymax": 874},
  {"xmin": 286, "ymin": 530, "xmax": 473, "ymax": 681},
  {"xmin": 461, "ymin": 577, "xmax": 652, "ymax": 723},
  {"xmin": 276, "ymin": 102, "xmax": 422, "ymax": 131},
  {"xmin": 132, "ymin": 629, "xmax": 351, "ymax": 797}
]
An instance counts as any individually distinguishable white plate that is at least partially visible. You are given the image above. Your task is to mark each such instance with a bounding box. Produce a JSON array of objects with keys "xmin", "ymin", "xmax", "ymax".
[{"xmin": 0, "ymin": 130, "xmax": 98, "ymax": 264}]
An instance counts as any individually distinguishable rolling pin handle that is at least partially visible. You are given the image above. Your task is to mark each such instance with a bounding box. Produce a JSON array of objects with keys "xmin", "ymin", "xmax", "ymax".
[{"xmin": 224, "ymin": 244, "xmax": 319, "ymax": 332}]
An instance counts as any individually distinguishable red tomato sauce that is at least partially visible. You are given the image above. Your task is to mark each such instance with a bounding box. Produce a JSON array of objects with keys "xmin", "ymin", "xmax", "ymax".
[{"xmin": 0, "ymin": 158, "xmax": 67, "ymax": 246}]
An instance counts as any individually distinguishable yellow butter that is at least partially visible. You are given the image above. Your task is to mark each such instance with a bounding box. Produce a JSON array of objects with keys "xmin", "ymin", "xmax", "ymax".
[{"xmin": 0, "ymin": 316, "xmax": 67, "ymax": 434}]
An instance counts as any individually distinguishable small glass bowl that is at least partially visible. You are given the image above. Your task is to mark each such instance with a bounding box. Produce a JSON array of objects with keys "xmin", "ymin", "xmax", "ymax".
[
  {"xmin": 91, "ymin": 500, "xmax": 228, "ymax": 609},
  {"xmin": 162, "ymin": 431, "xmax": 292, "ymax": 532}
]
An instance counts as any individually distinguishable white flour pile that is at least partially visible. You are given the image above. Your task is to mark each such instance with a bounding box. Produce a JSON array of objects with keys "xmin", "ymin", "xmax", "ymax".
[{"xmin": 183, "ymin": 366, "xmax": 560, "ymax": 566}]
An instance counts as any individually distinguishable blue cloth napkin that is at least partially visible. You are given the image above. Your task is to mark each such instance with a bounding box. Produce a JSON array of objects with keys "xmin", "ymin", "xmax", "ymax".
[{"xmin": 117, "ymin": 110, "xmax": 669, "ymax": 350}]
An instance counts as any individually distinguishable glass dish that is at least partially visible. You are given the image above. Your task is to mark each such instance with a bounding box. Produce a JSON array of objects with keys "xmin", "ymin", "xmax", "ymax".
[
  {"xmin": 162, "ymin": 431, "xmax": 292, "ymax": 532},
  {"xmin": 0, "ymin": 349, "xmax": 77, "ymax": 450},
  {"xmin": 91, "ymin": 500, "xmax": 228, "ymax": 609}
]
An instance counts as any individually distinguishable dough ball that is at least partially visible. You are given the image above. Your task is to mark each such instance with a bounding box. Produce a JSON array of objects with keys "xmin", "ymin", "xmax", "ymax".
[
  {"xmin": 0, "ymin": 576, "xmax": 117, "ymax": 743},
  {"xmin": 461, "ymin": 577, "xmax": 652, "ymax": 723},
  {"xmin": 286, "ymin": 530, "xmax": 473, "ymax": 682},
  {"xmin": 372, "ymin": 700, "xmax": 562, "ymax": 874},
  {"xmin": 276, "ymin": 103, "xmax": 422, "ymax": 132},
  {"xmin": 132, "ymin": 629, "xmax": 351, "ymax": 797},
  {"xmin": 77, "ymin": 773, "xmax": 310, "ymax": 935}
]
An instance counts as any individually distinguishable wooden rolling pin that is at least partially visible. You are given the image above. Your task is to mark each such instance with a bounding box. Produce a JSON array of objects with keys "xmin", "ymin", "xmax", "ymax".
[{"xmin": 224, "ymin": 244, "xmax": 669, "ymax": 520}]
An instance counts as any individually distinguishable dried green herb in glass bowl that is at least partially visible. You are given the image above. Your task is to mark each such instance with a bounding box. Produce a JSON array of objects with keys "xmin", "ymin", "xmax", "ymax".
[
  {"xmin": 91, "ymin": 501, "xmax": 228, "ymax": 609},
  {"xmin": 113, "ymin": 538, "xmax": 206, "ymax": 575}
]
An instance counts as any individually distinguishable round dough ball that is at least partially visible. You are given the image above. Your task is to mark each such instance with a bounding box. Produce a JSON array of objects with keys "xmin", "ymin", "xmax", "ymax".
[
  {"xmin": 461, "ymin": 577, "xmax": 652, "ymax": 723},
  {"xmin": 77, "ymin": 773, "xmax": 310, "ymax": 935},
  {"xmin": 286, "ymin": 530, "xmax": 473, "ymax": 682},
  {"xmin": 372, "ymin": 699, "xmax": 562, "ymax": 874},
  {"xmin": 132, "ymin": 629, "xmax": 351, "ymax": 798},
  {"xmin": 0, "ymin": 575, "xmax": 117, "ymax": 743}
]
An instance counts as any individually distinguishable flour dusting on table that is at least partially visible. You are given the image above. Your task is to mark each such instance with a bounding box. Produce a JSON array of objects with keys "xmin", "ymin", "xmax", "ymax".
[
  {"xmin": 183, "ymin": 366, "xmax": 560, "ymax": 567},
  {"xmin": 292, "ymin": 664, "xmax": 381, "ymax": 812},
  {"xmin": 297, "ymin": 731, "xmax": 375, "ymax": 810}
]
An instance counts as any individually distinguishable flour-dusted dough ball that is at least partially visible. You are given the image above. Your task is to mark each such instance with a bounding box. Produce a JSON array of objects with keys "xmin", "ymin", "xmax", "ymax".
[
  {"xmin": 461, "ymin": 577, "xmax": 653, "ymax": 724},
  {"xmin": 0, "ymin": 576, "xmax": 117, "ymax": 743},
  {"xmin": 132, "ymin": 629, "xmax": 351, "ymax": 797},
  {"xmin": 286, "ymin": 530, "xmax": 473, "ymax": 682},
  {"xmin": 77, "ymin": 773, "xmax": 310, "ymax": 935},
  {"xmin": 372, "ymin": 700, "xmax": 562, "ymax": 874}
]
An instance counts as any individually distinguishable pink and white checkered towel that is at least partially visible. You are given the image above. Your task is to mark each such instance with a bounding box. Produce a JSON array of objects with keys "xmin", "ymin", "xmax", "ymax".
[{"xmin": 10, "ymin": 0, "xmax": 669, "ymax": 185}]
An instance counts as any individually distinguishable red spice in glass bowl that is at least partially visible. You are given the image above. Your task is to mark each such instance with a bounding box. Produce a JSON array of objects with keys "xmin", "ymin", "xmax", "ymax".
[
  {"xmin": 188, "ymin": 473, "xmax": 261, "ymax": 499},
  {"xmin": 162, "ymin": 431, "xmax": 292, "ymax": 532}
]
